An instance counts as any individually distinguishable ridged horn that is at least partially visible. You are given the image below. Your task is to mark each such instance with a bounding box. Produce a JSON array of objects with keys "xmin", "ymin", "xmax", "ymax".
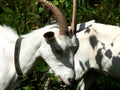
[
  {"xmin": 70, "ymin": 0, "xmax": 77, "ymax": 35},
  {"xmin": 38, "ymin": 0, "xmax": 69, "ymax": 35}
]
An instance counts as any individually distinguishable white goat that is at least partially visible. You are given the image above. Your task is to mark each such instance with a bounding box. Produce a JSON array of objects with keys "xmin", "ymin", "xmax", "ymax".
[
  {"xmin": 0, "ymin": 0, "xmax": 78, "ymax": 89},
  {"xmin": 74, "ymin": 20, "xmax": 120, "ymax": 90}
]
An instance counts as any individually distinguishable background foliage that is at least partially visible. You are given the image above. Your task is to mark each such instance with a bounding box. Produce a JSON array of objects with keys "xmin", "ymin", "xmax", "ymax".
[{"xmin": 0, "ymin": 0, "xmax": 120, "ymax": 90}]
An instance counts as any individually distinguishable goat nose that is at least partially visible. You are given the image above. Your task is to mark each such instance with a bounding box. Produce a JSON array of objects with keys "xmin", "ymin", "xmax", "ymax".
[{"xmin": 68, "ymin": 78, "xmax": 75, "ymax": 84}]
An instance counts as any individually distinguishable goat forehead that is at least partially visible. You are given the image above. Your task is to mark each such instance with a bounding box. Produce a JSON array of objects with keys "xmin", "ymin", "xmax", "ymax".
[{"xmin": 58, "ymin": 35, "xmax": 72, "ymax": 47}]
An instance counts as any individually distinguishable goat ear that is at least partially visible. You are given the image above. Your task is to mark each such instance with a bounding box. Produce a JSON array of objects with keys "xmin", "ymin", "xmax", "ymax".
[
  {"xmin": 76, "ymin": 20, "xmax": 95, "ymax": 33},
  {"xmin": 44, "ymin": 31, "xmax": 55, "ymax": 42}
]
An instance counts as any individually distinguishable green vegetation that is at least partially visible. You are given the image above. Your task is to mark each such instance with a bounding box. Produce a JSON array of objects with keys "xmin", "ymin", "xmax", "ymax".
[{"xmin": 0, "ymin": 0, "xmax": 120, "ymax": 90}]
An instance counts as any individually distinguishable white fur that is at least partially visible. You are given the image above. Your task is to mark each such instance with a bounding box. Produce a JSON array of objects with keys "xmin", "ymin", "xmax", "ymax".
[{"xmin": 0, "ymin": 24, "xmax": 78, "ymax": 90}]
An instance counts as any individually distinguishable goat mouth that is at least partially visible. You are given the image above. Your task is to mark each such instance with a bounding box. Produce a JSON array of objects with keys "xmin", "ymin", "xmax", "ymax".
[
  {"xmin": 55, "ymin": 74, "xmax": 67, "ymax": 85},
  {"xmin": 58, "ymin": 76, "xmax": 73, "ymax": 86},
  {"xmin": 58, "ymin": 76, "xmax": 64, "ymax": 83},
  {"xmin": 48, "ymin": 69, "xmax": 73, "ymax": 86}
]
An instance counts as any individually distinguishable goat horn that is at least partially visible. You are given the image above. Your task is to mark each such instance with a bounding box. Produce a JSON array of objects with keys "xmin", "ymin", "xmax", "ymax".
[
  {"xmin": 70, "ymin": 0, "xmax": 77, "ymax": 35},
  {"xmin": 38, "ymin": 0, "xmax": 69, "ymax": 35}
]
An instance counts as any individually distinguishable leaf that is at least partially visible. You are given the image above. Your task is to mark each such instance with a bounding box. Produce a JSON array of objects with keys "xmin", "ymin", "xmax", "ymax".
[
  {"xmin": 22, "ymin": 86, "xmax": 29, "ymax": 90},
  {"xmin": 39, "ymin": 7, "xmax": 44, "ymax": 13},
  {"xmin": 52, "ymin": 0, "xmax": 59, "ymax": 6},
  {"xmin": 49, "ymin": 73, "xmax": 59, "ymax": 82},
  {"xmin": 60, "ymin": 0, "xmax": 65, "ymax": 3},
  {"xmin": 36, "ymin": 60, "xmax": 49, "ymax": 72},
  {"xmin": 35, "ymin": 1, "xmax": 38, "ymax": 5},
  {"xmin": 22, "ymin": 86, "xmax": 34, "ymax": 90}
]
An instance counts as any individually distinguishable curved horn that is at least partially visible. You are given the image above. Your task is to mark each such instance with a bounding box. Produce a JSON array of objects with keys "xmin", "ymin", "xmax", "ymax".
[
  {"xmin": 70, "ymin": 0, "xmax": 77, "ymax": 35},
  {"xmin": 38, "ymin": 0, "xmax": 69, "ymax": 35}
]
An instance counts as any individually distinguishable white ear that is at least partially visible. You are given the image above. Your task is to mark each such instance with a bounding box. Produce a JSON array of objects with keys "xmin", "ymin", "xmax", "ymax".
[{"xmin": 76, "ymin": 20, "xmax": 95, "ymax": 32}]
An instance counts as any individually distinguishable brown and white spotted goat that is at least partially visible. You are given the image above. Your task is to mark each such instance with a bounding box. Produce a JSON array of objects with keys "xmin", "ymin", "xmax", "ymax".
[{"xmin": 74, "ymin": 20, "xmax": 120, "ymax": 90}]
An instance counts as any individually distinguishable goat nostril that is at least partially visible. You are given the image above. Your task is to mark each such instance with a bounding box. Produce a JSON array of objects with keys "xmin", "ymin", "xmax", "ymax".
[{"xmin": 68, "ymin": 78, "xmax": 75, "ymax": 84}]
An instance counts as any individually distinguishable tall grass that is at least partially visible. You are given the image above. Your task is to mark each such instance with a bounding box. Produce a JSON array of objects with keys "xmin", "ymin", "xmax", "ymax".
[{"xmin": 77, "ymin": 0, "xmax": 120, "ymax": 26}]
